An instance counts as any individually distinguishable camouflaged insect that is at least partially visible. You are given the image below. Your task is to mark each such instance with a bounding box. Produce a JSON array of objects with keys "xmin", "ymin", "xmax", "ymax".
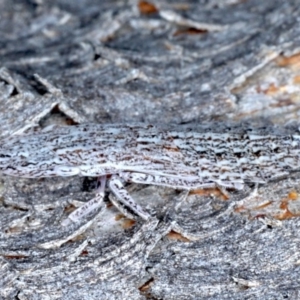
[{"xmin": 0, "ymin": 123, "xmax": 300, "ymax": 224}]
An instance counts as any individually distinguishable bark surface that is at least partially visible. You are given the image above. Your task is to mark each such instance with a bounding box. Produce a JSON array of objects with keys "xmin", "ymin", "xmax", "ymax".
[{"xmin": 1, "ymin": 1, "xmax": 300, "ymax": 299}]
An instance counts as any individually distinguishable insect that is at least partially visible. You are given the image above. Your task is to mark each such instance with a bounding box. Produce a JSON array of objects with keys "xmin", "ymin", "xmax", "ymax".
[{"xmin": 0, "ymin": 123, "xmax": 299, "ymax": 225}]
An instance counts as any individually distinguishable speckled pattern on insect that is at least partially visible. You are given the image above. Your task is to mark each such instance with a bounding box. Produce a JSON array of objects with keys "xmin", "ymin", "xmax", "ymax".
[{"xmin": 1, "ymin": 123, "xmax": 300, "ymax": 224}]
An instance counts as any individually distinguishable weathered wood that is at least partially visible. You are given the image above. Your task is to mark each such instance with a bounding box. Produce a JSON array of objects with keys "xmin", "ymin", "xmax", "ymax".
[{"xmin": 1, "ymin": 0, "xmax": 300, "ymax": 299}]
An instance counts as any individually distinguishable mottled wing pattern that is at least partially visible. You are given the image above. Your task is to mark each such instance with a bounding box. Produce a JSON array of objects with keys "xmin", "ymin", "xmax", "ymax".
[{"xmin": 0, "ymin": 124, "xmax": 300, "ymax": 189}]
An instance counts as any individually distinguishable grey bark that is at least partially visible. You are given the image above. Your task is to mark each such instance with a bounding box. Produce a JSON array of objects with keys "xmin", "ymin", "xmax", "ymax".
[{"xmin": 1, "ymin": 0, "xmax": 300, "ymax": 299}]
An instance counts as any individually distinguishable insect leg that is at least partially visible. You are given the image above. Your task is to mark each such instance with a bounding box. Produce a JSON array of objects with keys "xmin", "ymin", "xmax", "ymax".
[
  {"xmin": 120, "ymin": 172, "xmax": 245, "ymax": 198},
  {"xmin": 61, "ymin": 175, "xmax": 106, "ymax": 226},
  {"xmin": 108, "ymin": 174, "xmax": 151, "ymax": 221},
  {"xmin": 119, "ymin": 171, "xmax": 215, "ymax": 189}
]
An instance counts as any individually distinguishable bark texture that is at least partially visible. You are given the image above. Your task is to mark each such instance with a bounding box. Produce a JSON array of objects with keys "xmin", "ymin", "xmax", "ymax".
[{"xmin": 1, "ymin": 0, "xmax": 300, "ymax": 299}]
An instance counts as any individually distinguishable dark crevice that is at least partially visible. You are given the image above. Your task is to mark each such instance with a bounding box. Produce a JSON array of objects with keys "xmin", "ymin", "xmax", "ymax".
[{"xmin": 139, "ymin": 277, "xmax": 161, "ymax": 300}]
